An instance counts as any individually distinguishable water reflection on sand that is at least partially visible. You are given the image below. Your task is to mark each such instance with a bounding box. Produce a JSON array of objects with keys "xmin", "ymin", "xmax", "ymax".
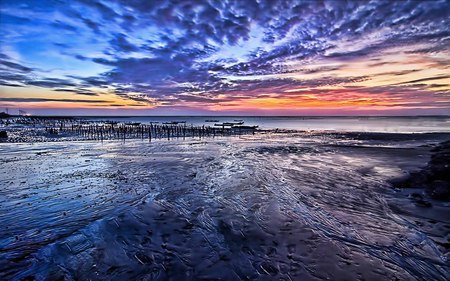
[{"xmin": 0, "ymin": 132, "xmax": 449, "ymax": 280}]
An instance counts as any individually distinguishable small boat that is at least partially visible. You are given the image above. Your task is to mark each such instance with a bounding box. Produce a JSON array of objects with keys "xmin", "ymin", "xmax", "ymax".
[
  {"xmin": 125, "ymin": 122, "xmax": 141, "ymax": 126},
  {"xmin": 232, "ymin": 125, "xmax": 258, "ymax": 129},
  {"xmin": 162, "ymin": 121, "xmax": 186, "ymax": 125},
  {"xmin": 214, "ymin": 122, "xmax": 244, "ymax": 126},
  {"xmin": 225, "ymin": 122, "xmax": 244, "ymax": 126}
]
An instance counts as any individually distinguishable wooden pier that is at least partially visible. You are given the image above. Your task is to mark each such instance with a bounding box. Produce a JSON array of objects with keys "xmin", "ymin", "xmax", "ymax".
[{"xmin": 42, "ymin": 120, "xmax": 258, "ymax": 141}]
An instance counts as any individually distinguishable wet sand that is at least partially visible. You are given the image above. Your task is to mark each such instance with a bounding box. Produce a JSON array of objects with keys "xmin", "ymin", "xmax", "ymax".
[{"xmin": 0, "ymin": 132, "xmax": 449, "ymax": 280}]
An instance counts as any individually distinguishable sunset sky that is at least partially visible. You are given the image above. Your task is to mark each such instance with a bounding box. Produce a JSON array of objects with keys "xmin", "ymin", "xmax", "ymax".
[{"xmin": 0, "ymin": 0, "xmax": 449, "ymax": 116}]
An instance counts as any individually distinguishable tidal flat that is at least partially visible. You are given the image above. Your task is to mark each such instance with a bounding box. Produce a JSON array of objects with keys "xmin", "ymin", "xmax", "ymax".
[{"xmin": 0, "ymin": 132, "xmax": 449, "ymax": 280}]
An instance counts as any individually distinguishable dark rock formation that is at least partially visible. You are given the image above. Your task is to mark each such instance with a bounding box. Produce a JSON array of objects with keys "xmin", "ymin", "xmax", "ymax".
[
  {"xmin": 0, "ymin": 112, "xmax": 11, "ymax": 118},
  {"xmin": 393, "ymin": 140, "xmax": 450, "ymax": 201}
]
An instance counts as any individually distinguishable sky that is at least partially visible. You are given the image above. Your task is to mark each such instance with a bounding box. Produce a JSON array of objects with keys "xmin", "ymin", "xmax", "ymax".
[{"xmin": 0, "ymin": 0, "xmax": 449, "ymax": 116}]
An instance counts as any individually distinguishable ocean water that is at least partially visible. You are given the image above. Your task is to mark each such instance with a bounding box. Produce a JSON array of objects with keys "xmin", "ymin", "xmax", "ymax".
[{"xmin": 84, "ymin": 116, "xmax": 450, "ymax": 133}]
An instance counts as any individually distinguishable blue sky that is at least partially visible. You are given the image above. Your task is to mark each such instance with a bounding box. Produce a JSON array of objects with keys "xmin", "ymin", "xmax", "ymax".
[{"xmin": 0, "ymin": 0, "xmax": 449, "ymax": 115}]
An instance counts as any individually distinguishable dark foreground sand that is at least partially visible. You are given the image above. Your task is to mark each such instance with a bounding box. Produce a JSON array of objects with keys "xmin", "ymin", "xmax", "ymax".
[{"xmin": 0, "ymin": 132, "xmax": 449, "ymax": 280}]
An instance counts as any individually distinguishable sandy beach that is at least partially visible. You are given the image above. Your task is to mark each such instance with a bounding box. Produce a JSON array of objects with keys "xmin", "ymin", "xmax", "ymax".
[{"xmin": 1, "ymin": 130, "xmax": 449, "ymax": 280}]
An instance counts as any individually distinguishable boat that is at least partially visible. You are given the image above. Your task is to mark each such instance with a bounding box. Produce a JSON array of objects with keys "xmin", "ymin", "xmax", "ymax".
[
  {"xmin": 162, "ymin": 121, "xmax": 186, "ymax": 125},
  {"xmin": 214, "ymin": 122, "xmax": 244, "ymax": 127},
  {"xmin": 125, "ymin": 122, "xmax": 141, "ymax": 126},
  {"xmin": 225, "ymin": 121, "xmax": 244, "ymax": 125},
  {"xmin": 232, "ymin": 125, "xmax": 258, "ymax": 129}
]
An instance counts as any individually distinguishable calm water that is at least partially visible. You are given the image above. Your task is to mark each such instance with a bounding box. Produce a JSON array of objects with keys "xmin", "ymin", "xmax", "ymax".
[{"xmin": 85, "ymin": 116, "xmax": 450, "ymax": 133}]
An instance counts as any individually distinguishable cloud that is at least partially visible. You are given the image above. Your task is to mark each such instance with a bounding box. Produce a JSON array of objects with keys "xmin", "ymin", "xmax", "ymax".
[
  {"xmin": 0, "ymin": 0, "xmax": 449, "ymax": 112},
  {"xmin": 394, "ymin": 75, "xmax": 450, "ymax": 85},
  {"xmin": 374, "ymin": 69, "xmax": 421, "ymax": 77},
  {"xmin": 0, "ymin": 59, "xmax": 34, "ymax": 72},
  {"xmin": 0, "ymin": 98, "xmax": 108, "ymax": 103},
  {"xmin": 0, "ymin": 54, "xmax": 36, "ymax": 86},
  {"xmin": 109, "ymin": 33, "xmax": 139, "ymax": 52},
  {"xmin": 0, "ymin": 81, "xmax": 23, "ymax": 87},
  {"xmin": 25, "ymin": 78, "xmax": 78, "ymax": 88},
  {"xmin": 53, "ymin": 88, "xmax": 99, "ymax": 96}
]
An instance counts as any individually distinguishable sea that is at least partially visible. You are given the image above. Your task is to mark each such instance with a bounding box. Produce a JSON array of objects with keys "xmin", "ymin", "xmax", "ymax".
[{"xmin": 83, "ymin": 116, "xmax": 450, "ymax": 133}]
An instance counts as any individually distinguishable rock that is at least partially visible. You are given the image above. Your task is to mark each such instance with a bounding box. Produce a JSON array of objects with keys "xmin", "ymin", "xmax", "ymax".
[
  {"xmin": 428, "ymin": 164, "xmax": 450, "ymax": 181},
  {"xmin": 408, "ymin": 193, "xmax": 423, "ymax": 200},
  {"xmin": 0, "ymin": 131, "xmax": 7, "ymax": 138},
  {"xmin": 393, "ymin": 140, "xmax": 450, "ymax": 202},
  {"xmin": 388, "ymin": 174, "xmax": 412, "ymax": 186},
  {"xmin": 414, "ymin": 199, "xmax": 432, "ymax": 208},
  {"xmin": 428, "ymin": 180, "xmax": 450, "ymax": 200},
  {"xmin": 394, "ymin": 171, "xmax": 428, "ymax": 188}
]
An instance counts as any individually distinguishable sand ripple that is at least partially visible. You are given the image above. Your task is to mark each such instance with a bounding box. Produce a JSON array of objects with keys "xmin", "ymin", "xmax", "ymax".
[{"xmin": 0, "ymin": 135, "xmax": 449, "ymax": 280}]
